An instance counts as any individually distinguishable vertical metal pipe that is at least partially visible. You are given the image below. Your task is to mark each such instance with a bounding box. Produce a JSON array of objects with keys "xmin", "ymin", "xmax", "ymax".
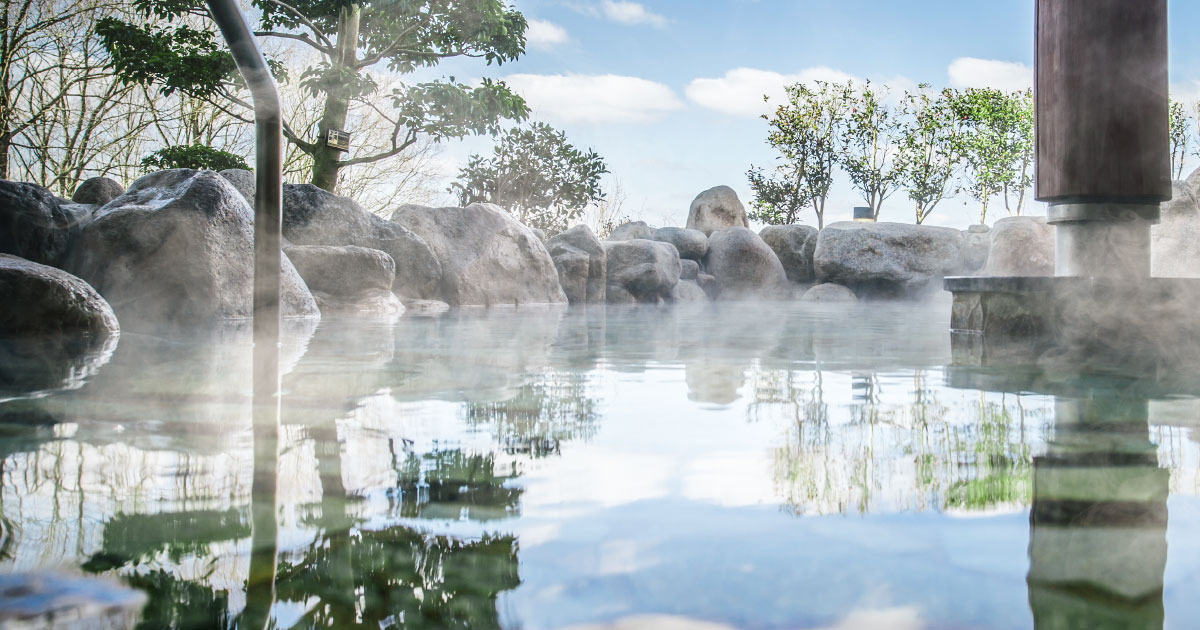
[
  {"xmin": 205, "ymin": 0, "xmax": 283, "ymax": 355},
  {"xmin": 204, "ymin": 2, "xmax": 281, "ymax": 627}
]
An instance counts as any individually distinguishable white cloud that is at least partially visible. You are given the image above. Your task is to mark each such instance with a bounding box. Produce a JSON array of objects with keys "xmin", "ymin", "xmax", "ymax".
[
  {"xmin": 600, "ymin": 1, "xmax": 668, "ymax": 27},
  {"xmin": 685, "ymin": 67, "xmax": 857, "ymax": 118},
  {"xmin": 947, "ymin": 57, "xmax": 1032, "ymax": 92},
  {"xmin": 1171, "ymin": 80, "xmax": 1200, "ymax": 104},
  {"xmin": 503, "ymin": 73, "xmax": 685, "ymax": 123},
  {"xmin": 526, "ymin": 19, "xmax": 570, "ymax": 50}
]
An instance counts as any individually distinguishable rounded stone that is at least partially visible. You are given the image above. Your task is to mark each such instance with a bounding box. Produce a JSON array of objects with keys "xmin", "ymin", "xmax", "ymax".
[
  {"xmin": 653, "ymin": 227, "xmax": 708, "ymax": 261},
  {"xmin": 759, "ymin": 224, "xmax": 819, "ymax": 283},
  {"xmin": 686, "ymin": 185, "xmax": 749, "ymax": 236},
  {"xmin": 801, "ymin": 282, "xmax": 858, "ymax": 302},
  {"xmin": 71, "ymin": 177, "xmax": 124, "ymax": 206},
  {"xmin": 702, "ymin": 227, "xmax": 788, "ymax": 299},
  {"xmin": 0, "ymin": 254, "xmax": 119, "ymax": 337},
  {"xmin": 609, "ymin": 221, "xmax": 655, "ymax": 241}
]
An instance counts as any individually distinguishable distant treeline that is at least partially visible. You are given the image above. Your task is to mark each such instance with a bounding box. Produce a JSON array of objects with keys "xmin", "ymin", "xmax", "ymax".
[{"xmin": 748, "ymin": 81, "xmax": 1034, "ymax": 227}]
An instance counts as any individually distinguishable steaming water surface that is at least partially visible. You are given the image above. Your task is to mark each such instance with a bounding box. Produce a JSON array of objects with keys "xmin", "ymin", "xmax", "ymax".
[{"xmin": 2, "ymin": 300, "xmax": 1199, "ymax": 629}]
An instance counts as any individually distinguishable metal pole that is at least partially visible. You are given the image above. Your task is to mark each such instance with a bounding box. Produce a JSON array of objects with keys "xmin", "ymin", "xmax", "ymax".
[
  {"xmin": 205, "ymin": 0, "xmax": 283, "ymax": 353},
  {"xmin": 204, "ymin": 2, "xmax": 281, "ymax": 628}
]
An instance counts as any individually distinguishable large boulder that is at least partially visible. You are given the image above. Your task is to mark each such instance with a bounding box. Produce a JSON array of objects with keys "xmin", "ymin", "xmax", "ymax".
[
  {"xmin": 546, "ymin": 224, "xmax": 606, "ymax": 304},
  {"xmin": 1152, "ymin": 181, "xmax": 1200, "ymax": 277},
  {"xmin": 813, "ymin": 221, "xmax": 965, "ymax": 296},
  {"xmin": 801, "ymin": 282, "xmax": 858, "ymax": 303},
  {"xmin": 65, "ymin": 169, "xmax": 318, "ymax": 328},
  {"xmin": 71, "ymin": 177, "xmax": 124, "ymax": 206},
  {"xmin": 391, "ymin": 202, "xmax": 567, "ymax": 306},
  {"xmin": 961, "ymin": 224, "xmax": 991, "ymax": 274},
  {"xmin": 652, "ymin": 227, "xmax": 708, "ymax": 261},
  {"xmin": 0, "ymin": 181, "xmax": 84, "ymax": 266},
  {"xmin": 603, "ymin": 239, "xmax": 681, "ymax": 304},
  {"xmin": 702, "ymin": 227, "xmax": 788, "ymax": 300},
  {"xmin": 609, "ymin": 220, "xmax": 654, "ymax": 241},
  {"xmin": 671, "ymin": 279, "xmax": 709, "ymax": 303},
  {"xmin": 1184, "ymin": 167, "xmax": 1200, "ymax": 204},
  {"xmin": 982, "ymin": 216, "xmax": 1055, "ymax": 277},
  {"xmin": 759, "ymin": 224, "xmax": 819, "ymax": 283},
  {"xmin": 686, "ymin": 185, "xmax": 749, "ymax": 236},
  {"xmin": 284, "ymin": 184, "xmax": 441, "ymax": 299},
  {"xmin": 284, "ymin": 245, "xmax": 395, "ymax": 294},
  {"xmin": 679, "ymin": 258, "xmax": 700, "ymax": 280},
  {"xmin": 0, "ymin": 254, "xmax": 119, "ymax": 338},
  {"xmin": 219, "ymin": 168, "xmax": 255, "ymax": 206},
  {"xmin": 284, "ymin": 244, "xmax": 404, "ymax": 315}
]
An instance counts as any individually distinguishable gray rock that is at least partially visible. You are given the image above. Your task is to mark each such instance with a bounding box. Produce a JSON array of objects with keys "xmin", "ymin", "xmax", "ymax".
[
  {"xmin": 71, "ymin": 177, "xmax": 124, "ymax": 206},
  {"xmin": 653, "ymin": 226, "xmax": 708, "ymax": 261},
  {"xmin": 0, "ymin": 181, "xmax": 83, "ymax": 266},
  {"xmin": 609, "ymin": 220, "xmax": 655, "ymax": 241},
  {"xmin": 759, "ymin": 224, "xmax": 819, "ymax": 283},
  {"xmin": 0, "ymin": 572, "xmax": 145, "ymax": 628},
  {"xmin": 312, "ymin": 288, "xmax": 405, "ymax": 317},
  {"xmin": 962, "ymin": 229, "xmax": 990, "ymax": 274},
  {"xmin": 66, "ymin": 169, "xmax": 319, "ymax": 328},
  {"xmin": 285, "ymin": 186, "xmax": 442, "ymax": 299},
  {"xmin": 982, "ymin": 216, "xmax": 1055, "ymax": 277},
  {"xmin": 219, "ymin": 168, "xmax": 255, "ymax": 206},
  {"xmin": 1184, "ymin": 167, "xmax": 1200, "ymax": 205},
  {"xmin": 703, "ymin": 227, "xmax": 788, "ymax": 299},
  {"xmin": 401, "ymin": 298, "xmax": 451, "ymax": 317},
  {"xmin": 814, "ymin": 221, "xmax": 965, "ymax": 296},
  {"xmin": 391, "ymin": 202, "xmax": 567, "ymax": 306},
  {"xmin": 801, "ymin": 282, "xmax": 858, "ymax": 302},
  {"xmin": 547, "ymin": 224, "xmax": 606, "ymax": 304},
  {"xmin": 603, "ymin": 239, "xmax": 681, "ymax": 304},
  {"xmin": 531, "ymin": 227, "xmax": 547, "ymax": 242},
  {"xmin": 671, "ymin": 279, "xmax": 709, "ymax": 302},
  {"xmin": 1153, "ymin": 181, "xmax": 1200, "ymax": 277},
  {"xmin": 283, "ymin": 245, "xmax": 395, "ymax": 295},
  {"xmin": 679, "ymin": 258, "xmax": 700, "ymax": 280},
  {"xmin": 0, "ymin": 254, "xmax": 119, "ymax": 337},
  {"xmin": 967, "ymin": 223, "xmax": 991, "ymax": 234},
  {"xmin": 686, "ymin": 185, "xmax": 749, "ymax": 235},
  {"xmin": 696, "ymin": 273, "xmax": 718, "ymax": 297}
]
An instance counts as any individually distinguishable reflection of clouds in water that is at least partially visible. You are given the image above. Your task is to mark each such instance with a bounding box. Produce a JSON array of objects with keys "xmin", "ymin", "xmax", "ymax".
[
  {"xmin": 563, "ymin": 614, "xmax": 736, "ymax": 630},
  {"xmin": 831, "ymin": 606, "xmax": 925, "ymax": 630}
]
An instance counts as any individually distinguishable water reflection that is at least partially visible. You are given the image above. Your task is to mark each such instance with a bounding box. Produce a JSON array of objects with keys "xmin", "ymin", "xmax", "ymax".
[
  {"xmin": 766, "ymin": 368, "xmax": 1046, "ymax": 515},
  {"xmin": 0, "ymin": 302, "xmax": 1197, "ymax": 628},
  {"xmin": 1027, "ymin": 392, "xmax": 1168, "ymax": 630}
]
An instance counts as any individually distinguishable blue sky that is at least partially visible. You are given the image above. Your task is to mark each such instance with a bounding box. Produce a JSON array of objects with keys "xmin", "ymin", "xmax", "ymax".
[{"xmin": 419, "ymin": 0, "xmax": 1200, "ymax": 229}]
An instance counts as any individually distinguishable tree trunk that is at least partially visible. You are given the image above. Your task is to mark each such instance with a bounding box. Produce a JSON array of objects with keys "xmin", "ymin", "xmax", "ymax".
[
  {"xmin": 0, "ymin": 15, "xmax": 10, "ymax": 182},
  {"xmin": 310, "ymin": 5, "xmax": 360, "ymax": 192}
]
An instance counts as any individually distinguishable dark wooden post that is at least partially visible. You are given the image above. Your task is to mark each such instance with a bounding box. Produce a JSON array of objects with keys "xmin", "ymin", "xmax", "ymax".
[{"xmin": 1036, "ymin": 0, "xmax": 1170, "ymax": 278}]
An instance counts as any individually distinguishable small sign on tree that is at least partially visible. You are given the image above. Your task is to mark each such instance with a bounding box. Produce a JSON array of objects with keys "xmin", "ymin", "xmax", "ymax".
[{"xmin": 325, "ymin": 129, "xmax": 350, "ymax": 152}]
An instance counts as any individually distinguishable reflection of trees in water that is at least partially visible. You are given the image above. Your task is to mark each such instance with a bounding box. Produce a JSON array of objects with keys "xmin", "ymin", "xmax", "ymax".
[
  {"xmin": 390, "ymin": 449, "xmax": 523, "ymax": 522},
  {"xmin": 463, "ymin": 369, "xmax": 599, "ymax": 458},
  {"xmin": 762, "ymin": 368, "xmax": 1051, "ymax": 515},
  {"xmin": 274, "ymin": 529, "xmax": 518, "ymax": 630}
]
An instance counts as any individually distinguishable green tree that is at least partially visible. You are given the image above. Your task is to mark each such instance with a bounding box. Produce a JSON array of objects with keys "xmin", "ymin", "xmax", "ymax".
[
  {"xmin": 949, "ymin": 88, "xmax": 1030, "ymax": 224},
  {"xmin": 1002, "ymin": 89, "xmax": 1034, "ymax": 216},
  {"xmin": 97, "ymin": 0, "xmax": 530, "ymax": 192},
  {"xmin": 895, "ymin": 85, "xmax": 963, "ymax": 224},
  {"xmin": 1170, "ymin": 99, "xmax": 1189, "ymax": 179},
  {"xmin": 140, "ymin": 144, "xmax": 249, "ymax": 171},
  {"xmin": 450, "ymin": 122, "xmax": 608, "ymax": 236},
  {"xmin": 747, "ymin": 81, "xmax": 850, "ymax": 228},
  {"xmin": 838, "ymin": 80, "xmax": 901, "ymax": 221}
]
